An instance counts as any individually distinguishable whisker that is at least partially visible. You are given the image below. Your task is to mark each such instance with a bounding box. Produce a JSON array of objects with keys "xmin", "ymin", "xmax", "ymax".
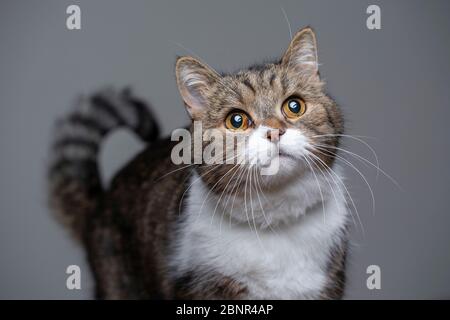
[
  {"xmin": 306, "ymin": 152, "xmax": 361, "ymax": 232},
  {"xmin": 243, "ymin": 164, "xmax": 254, "ymax": 233},
  {"xmin": 280, "ymin": 6, "xmax": 293, "ymax": 40},
  {"xmin": 302, "ymin": 155, "xmax": 327, "ymax": 224},
  {"xmin": 305, "ymin": 154, "xmax": 343, "ymax": 222},
  {"xmin": 313, "ymin": 143, "xmax": 401, "ymax": 190},
  {"xmin": 156, "ymin": 146, "xmax": 235, "ymax": 181},
  {"xmin": 312, "ymin": 133, "xmax": 380, "ymax": 181},
  {"xmin": 307, "ymin": 152, "xmax": 365, "ymax": 235},
  {"xmin": 312, "ymin": 146, "xmax": 376, "ymax": 216},
  {"xmin": 209, "ymin": 164, "xmax": 241, "ymax": 232},
  {"xmin": 177, "ymin": 163, "xmax": 224, "ymax": 217},
  {"xmin": 228, "ymin": 164, "xmax": 249, "ymax": 229},
  {"xmin": 254, "ymin": 167, "xmax": 279, "ymax": 235},
  {"xmin": 177, "ymin": 152, "xmax": 240, "ymax": 219},
  {"xmin": 249, "ymin": 166, "xmax": 265, "ymax": 252},
  {"xmin": 307, "ymin": 152, "xmax": 361, "ymax": 232},
  {"xmin": 196, "ymin": 164, "xmax": 241, "ymax": 226},
  {"xmin": 219, "ymin": 163, "xmax": 247, "ymax": 234},
  {"xmin": 169, "ymin": 40, "xmax": 222, "ymax": 77},
  {"xmin": 155, "ymin": 163, "xmax": 196, "ymax": 182}
]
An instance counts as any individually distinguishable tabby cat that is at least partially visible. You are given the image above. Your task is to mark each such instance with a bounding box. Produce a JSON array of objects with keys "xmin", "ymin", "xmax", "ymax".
[{"xmin": 49, "ymin": 27, "xmax": 349, "ymax": 299}]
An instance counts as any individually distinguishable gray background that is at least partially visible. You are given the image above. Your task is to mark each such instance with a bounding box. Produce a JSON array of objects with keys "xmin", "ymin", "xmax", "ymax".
[{"xmin": 1, "ymin": 0, "xmax": 449, "ymax": 299}]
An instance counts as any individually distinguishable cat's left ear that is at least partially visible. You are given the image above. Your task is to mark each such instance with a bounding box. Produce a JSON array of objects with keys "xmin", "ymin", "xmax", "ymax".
[{"xmin": 281, "ymin": 27, "xmax": 319, "ymax": 77}]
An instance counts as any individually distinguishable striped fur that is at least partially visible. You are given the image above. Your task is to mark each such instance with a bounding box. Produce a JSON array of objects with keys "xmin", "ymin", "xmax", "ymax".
[
  {"xmin": 47, "ymin": 27, "xmax": 349, "ymax": 299},
  {"xmin": 48, "ymin": 88, "xmax": 159, "ymax": 238}
]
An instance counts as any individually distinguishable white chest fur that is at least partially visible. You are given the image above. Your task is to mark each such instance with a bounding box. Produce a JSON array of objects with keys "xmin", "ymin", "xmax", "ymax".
[{"xmin": 170, "ymin": 169, "xmax": 349, "ymax": 299}]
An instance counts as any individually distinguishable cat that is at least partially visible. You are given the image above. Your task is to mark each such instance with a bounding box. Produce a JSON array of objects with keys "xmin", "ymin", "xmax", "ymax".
[{"xmin": 48, "ymin": 27, "xmax": 349, "ymax": 299}]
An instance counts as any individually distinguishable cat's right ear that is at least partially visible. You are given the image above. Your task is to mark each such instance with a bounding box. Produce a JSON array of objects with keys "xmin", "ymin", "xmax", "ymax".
[{"xmin": 175, "ymin": 56, "xmax": 220, "ymax": 120}]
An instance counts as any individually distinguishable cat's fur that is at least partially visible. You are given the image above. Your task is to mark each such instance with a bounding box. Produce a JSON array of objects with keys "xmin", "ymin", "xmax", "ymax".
[{"xmin": 48, "ymin": 27, "xmax": 349, "ymax": 299}]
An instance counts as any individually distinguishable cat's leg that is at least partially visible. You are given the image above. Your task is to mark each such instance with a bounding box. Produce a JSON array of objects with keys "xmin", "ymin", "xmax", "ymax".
[
  {"xmin": 318, "ymin": 241, "xmax": 348, "ymax": 300},
  {"xmin": 174, "ymin": 271, "xmax": 248, "ymax": 300},
  {"xmin": 84, "ymin": 214, "xmax": 141, "ymax": 299}
]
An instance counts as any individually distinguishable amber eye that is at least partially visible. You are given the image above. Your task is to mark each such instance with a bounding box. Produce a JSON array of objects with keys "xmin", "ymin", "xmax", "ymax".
[
  {"xmin": 225, "ymin": 112, "xmax": 250, "ymax": 131},
  {"xmin": 282, "ymin": 97, "xmax": 306, "ymax": 119}
]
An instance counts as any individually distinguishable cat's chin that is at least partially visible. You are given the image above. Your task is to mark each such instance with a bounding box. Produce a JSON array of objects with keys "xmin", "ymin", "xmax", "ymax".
[{"xmin": 256, "ymin": 158, "xmax": 309, "ymax": 189}]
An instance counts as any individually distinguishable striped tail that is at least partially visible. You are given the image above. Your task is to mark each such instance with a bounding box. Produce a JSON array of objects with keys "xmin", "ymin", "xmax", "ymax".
[{"xmin": 48, "ymin": 88, "xmax": 159, "ymax": 238}]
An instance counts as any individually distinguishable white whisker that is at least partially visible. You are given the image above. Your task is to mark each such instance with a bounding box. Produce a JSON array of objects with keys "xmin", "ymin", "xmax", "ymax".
[
  {"xmin": 313, "ymin": 142, "xmax": 401, "ymax": 190},
  {"xmin": 302, "ymin": 155, "xmax": 327, "ymax": 224},
  {"xmin": 312, "ymin": 146, "xmax": 376, "ymax": 216},
  {"xmin": 280, "ymin": 6, "xmax": 293, "ymax": 41},
  {"xmin": 312, "ymin": 133, "xmax": 381, "ymax": 181},
  {"xmin": 307, "ymin": 152, "xmax": 365, "ymax": 235}
]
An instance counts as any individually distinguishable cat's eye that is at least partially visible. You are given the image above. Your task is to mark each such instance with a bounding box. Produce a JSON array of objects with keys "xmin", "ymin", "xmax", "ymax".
[
  {"xmin": 225, "ymin": 112, "xmax": 250, "ymax": 131},
  {"xmin": 282, "ymin": 97, "xmax": 306, "ymax": 120}
]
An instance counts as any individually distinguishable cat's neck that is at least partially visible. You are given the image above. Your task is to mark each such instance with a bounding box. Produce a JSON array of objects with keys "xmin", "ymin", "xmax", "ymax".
[{"xmin": 188, "ymin": 165, "xmax": 347, "ymax": 228}]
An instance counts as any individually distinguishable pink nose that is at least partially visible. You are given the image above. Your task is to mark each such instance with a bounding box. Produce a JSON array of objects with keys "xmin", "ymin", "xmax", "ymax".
[{"xmin": 266, "ymin": 128, "xmax": 286, "ymax": 141}]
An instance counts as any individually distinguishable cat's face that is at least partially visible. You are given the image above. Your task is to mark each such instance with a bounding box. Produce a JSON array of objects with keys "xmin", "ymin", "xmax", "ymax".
[{"xmin": 175, "ymin": 27, "xmax": 343, "ymax": 192}]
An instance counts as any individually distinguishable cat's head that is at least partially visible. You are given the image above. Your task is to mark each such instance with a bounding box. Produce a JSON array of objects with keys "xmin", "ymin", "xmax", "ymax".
[{"xmin": 175, "ymin": 27, "xmax": 343, "ymax": 192}]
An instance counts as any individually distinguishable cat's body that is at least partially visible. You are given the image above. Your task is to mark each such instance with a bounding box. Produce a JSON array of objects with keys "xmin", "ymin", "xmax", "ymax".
[
  {"xmin": 172, "ymin": 170, "xmax": 348, "ymax": 299},
  {"xmin": 49, "ymin": 27, "xmax": 350, "ymax": 299},
  {"xmin": 82, "ymin": 140, "xmax": 348, "ymax": 299}
]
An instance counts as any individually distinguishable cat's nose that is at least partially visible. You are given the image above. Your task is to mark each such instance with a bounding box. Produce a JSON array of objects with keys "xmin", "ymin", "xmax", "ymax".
[{"xmin": 266, "ymin": 128, "xmax": 286, "ymax": 141}]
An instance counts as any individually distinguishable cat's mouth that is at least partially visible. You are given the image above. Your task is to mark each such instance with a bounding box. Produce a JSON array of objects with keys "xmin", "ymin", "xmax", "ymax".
[{"xmin": 278, "ymin": 151, "xmax": 299, "ymax": 161}]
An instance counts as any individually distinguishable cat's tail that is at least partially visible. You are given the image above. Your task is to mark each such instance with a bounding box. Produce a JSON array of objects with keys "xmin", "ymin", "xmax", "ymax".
[{"xmin": 48, "ymin": 88, "xmax": 159, "ymax": 239}]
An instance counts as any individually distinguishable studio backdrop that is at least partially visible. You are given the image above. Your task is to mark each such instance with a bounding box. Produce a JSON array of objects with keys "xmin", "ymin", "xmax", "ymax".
[{"xmin": 1, "ymin": 0, "xmax": 449, "ymax": 299}]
